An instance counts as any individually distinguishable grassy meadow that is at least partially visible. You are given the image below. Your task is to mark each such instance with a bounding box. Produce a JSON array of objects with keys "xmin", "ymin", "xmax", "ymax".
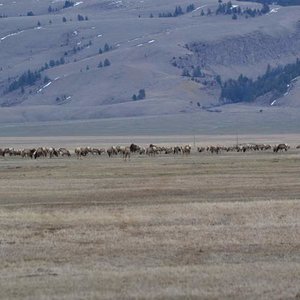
[{"xmin": 0, "ymin": 137, "xmax": 300, "ymax": 299}]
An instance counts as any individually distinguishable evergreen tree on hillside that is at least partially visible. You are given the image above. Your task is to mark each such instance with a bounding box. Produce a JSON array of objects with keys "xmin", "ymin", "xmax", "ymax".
[
  {"xmin": 104, "ymin": 58, "xmax": 111, "ymax": 66},
  {"xmin": 7, "ymin": 70, "xmax": 42, "ymax": 93},
  {"xmin": 104, "ymin": 43, "xmax": 110, "ymax": 52},
  {"xmin": 186, "ymin": 4, "xmax": 195, "ymax": 13},
  {"xmin": 220, "ymin": 58, "xmax": 300, "ymax": 103},
  {"xmin": 63, "ymin": 0, "xmax": 74, "ymax": 8},
  {"xmin": 192, "ymin": 66, "xmax": 202, "ymax": 77},
  {"xmin": 261, "ymin": 3, "xmax": 270, "ymax": 13},
  {"xmin": 138, "ymin": 89, "xmax": 146, "ymax": 99},
  {"xmin": 174, "ymin": 6, "xmax": 184, "ymax": 16},
  {"xmin": 77, "ymin": 14, "xmax": 84, "ymax": 21},
  {"xmin": 182, "ymin": 69, "xmax": 191, "ymax": 77}
]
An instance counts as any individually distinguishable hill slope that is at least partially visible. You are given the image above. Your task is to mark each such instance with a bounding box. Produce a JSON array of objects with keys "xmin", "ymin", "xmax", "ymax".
[{"xmin": 0, "ymin": 0, "xmax": 299, "ymax": 129}]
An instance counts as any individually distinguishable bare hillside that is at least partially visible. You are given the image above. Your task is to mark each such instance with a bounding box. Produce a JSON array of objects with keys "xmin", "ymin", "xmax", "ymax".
[{"xmin": 0, "ymin": 0, "xmax": 299, "ymax": 129}]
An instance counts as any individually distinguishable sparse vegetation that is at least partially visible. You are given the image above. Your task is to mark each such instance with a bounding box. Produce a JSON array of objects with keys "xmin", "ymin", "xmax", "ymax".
[
  {"xmin": 63, "ymin": 0, "xmax": 74, "ymax": 9},
  {"xmin": 220, "ymin": 58, "xmax": 300, "ymax": 103},
  {"xmin": 77, "ymin": 14, "xmax": 88, "ymax": 21},
  {"xmin": 155, "ymin": 4, "xmax": 195, "ymax": 17},
  {"xmin": 67, "ymin": 40, "xmax": 93, "ymax": 56},
  {"xmin": 56, "ymin": 94, "xmax": 68, "ymax": 102},
  {"xmin": 48, "ymin": 5, "xmax": 59, "ymax": 13},
  {"xmin": 237, "ymin": 0, "xmax": 300, "ymax": 6},
  {"xmin": 186, "ymin": 4, "xmax": 195, "ymax": 12},
  {"xmin": 97, "ymin": 59, "xmax": 111, "ymax": 68},
  {"xmin": 104, "ymin": 43, "xmax": 110, "ymax": 52},
  {"xmin": 216, "ymin": 1, "xmax": 270, "ymax": 18},
  {"xmin": 192, "ymin": 66, "xmax": 202, "ymax": 78},
  {"xmin": 77, "ymin": 14, "xmax": 84, "ymax": 21},
  {"xmin": 43, "ymin": 76, "xmax": 51, "ymax": 83},
  {"xmin": 99, "ymin": 43, "xmax": 113, "ymax": 54},
  {"xmin": 43, "ymin": 57, "xmax": 65, "ymax": 70},
  {"xmin": 132, "ymin": 89, "xmax": 146, "ymax": 100},
  {"xmin": 4, "ymin": 53, "xmax": 68, "ymax": 94},
  {"xmin": 182, "ymin": 69, "xmax": 191, "ymax": 77},
  {"xmin": 0, "ymin": 0, "xmax": 299, "ymax": 122},
  {"xmin": 103, "ymin": 58, "xmax": 111, "ymax": 67},
  {"xmin": 6, "ymin": 70, "xmax": 45, "ymax": 93}
]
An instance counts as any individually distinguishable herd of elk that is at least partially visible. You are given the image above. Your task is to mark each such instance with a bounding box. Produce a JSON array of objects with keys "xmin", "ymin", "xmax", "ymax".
[{"xmin": 0, "ymin": 143, "xmax": 295, "ymax": 160}]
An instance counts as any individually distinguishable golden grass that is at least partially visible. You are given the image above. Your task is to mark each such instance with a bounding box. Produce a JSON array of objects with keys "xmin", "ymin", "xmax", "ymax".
[{"xmin": 0, "ymin": 148, "xmax": 300, "ymax": 299}]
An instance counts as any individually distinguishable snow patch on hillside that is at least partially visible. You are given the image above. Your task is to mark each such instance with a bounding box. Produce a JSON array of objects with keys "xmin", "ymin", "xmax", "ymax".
[{"xmin": 1, "ymin": 30, "xmax": 24, "ymax": 41}]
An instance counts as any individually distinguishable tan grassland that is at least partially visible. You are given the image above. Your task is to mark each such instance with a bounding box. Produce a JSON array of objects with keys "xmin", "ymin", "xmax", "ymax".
[{"xmin": 0, "ymin": 135, "xmax": 300, "ymax": 299}]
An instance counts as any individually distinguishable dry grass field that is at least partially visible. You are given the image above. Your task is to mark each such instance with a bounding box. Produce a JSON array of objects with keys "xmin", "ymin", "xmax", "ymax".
[{"xmin": 0, "ymin": 137, "xmax": 300, "ymax": 299}]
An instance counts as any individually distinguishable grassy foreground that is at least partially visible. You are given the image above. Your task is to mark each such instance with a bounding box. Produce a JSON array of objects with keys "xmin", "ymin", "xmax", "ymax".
[{"xmin": 0, "ymin": 149, "xmax": 300, "ymax": 299}]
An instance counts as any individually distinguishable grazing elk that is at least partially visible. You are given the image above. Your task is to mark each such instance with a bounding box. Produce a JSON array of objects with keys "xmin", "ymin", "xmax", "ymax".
[
  {"xmin": 120, "ymin": 147, "xmax": 131, "ymax": 161},
  {"xmin": 107, "ymin": 146, "xmax": 118, "ymax": 157},
  {"xmin": 48, "ymin": 148, "xmax": 59, "ymax": 158},
  {"xmin": 33, "ymin": 147, "xmax": 48, "ymax": 159},
  {"xmin": 197, "ymin": 147, "xmax": 205, "ymax": 153},
  {"xmin": 173, "ymin": 146, "xmax": 181, "ymax": 155},
  {"xmin": 208, "ymin": 146, "xmax": 220, "ymax": 154},
  {"xmin": 273, "ymin": 144, "xmax": 289, "ymax": 153},
  {"xmin": 182, "ymin": 145, "xmax": 192, "ymax": 155},
  {"xmin": 0, "ymin": 148, "xmax": 10, "ymax": 157},
  {"xmin": 75, "ymin": 147, "xmax": 91, "ymax": 158},
  {"xmin": 59, "ymin": 148, "xmax": 71, "ymax": 157},
  {"xmin": 146, "ymin": 145, "xmax": 158, "ymax": 156},
  {"xmin": 21, "ymin": 148, "xmax": 36, "ymax": 158},
  {"xmin": 130, "ymin": 143, "xmax": 140, "ymax": 153}
]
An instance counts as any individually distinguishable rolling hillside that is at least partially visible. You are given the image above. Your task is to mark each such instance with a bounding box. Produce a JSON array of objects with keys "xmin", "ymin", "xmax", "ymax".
[{"xmin": 0, "ymin": 0, "xmax": 299, "ymax": 132}]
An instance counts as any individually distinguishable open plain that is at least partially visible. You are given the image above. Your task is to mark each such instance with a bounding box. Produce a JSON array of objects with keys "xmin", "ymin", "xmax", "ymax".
[{"xmin": 0, "ymin": 135, "xmax": 300, "ymax": 299}]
